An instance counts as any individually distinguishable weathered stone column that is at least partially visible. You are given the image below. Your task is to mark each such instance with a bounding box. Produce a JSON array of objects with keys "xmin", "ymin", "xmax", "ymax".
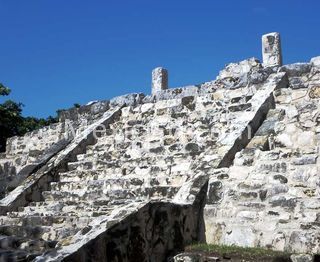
[
  {"xmin": 262, "ymin": 32, "xmax": 282, "ymax": 67},
  {"xmin": 152, "ymin": 67, "xmax": 168, "ymax": 95}
]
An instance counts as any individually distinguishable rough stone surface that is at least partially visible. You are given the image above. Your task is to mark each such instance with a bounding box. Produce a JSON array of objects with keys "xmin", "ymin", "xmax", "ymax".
[
  {"xmin": 310, "ymin": 56, "xmax": 320, "ymax": 68},
  {"xmin": 174, "ymin": 253, "xmax": 202, "ymax": 262},
  {"xmin": 58, "ymin": 100, "xmax": 110, "ymax": 122},
  {"xmin": 262, "ymin": 32, "xmax": 283, "ymax": 67},
  {"xmin": 204, "ymin": 57, "xmax": 320, "ymax": 254},
  {"xmin": 216, "ymin": 58, "xmax": 272, "ymax": 89},
  {"xmin": 279, "ymin": 63, "xmax": 312, "ymax": 77},
  {"xmin": 152, "ymin": 67, "xmax": 168, "ymax": 95},
  {"xmin": 109, "ymin": 93, "xmax": 145, "ymax": 108},
  {"xmin": 0, "ymin": 123, "xmax": 72, "ymax": 198},
  {"xmin": 290, "ymin": 254, "xmax": 314, "ymax": 262}
]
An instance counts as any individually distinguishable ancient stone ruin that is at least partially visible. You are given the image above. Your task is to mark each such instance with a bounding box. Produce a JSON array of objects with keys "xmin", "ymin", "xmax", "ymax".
[{"xmin": 0, "ymin": 32, "xmax": 319, "ymax": 261}]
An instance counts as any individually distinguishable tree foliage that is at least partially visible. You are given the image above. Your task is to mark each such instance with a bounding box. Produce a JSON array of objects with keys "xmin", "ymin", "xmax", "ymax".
[
  {"xmin": 0, "ymin": 84, "xmax": 58, "ymax": 152},
  {"xmin": 0, "ymin": 83, "xmax": 11, "ymax": 96}
]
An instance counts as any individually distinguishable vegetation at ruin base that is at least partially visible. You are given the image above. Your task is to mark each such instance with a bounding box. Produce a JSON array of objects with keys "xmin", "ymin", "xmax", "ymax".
[
  {"xmin": 185, "ymin": 243, "xmax": 293, "ymax": 261},
  {"xmin": 0, "ymin": 84, "xmax": 58, "ymax": 152}
]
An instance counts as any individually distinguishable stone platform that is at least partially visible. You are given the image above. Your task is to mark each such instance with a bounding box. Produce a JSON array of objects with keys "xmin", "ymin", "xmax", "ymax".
[{"xmin": 0, "ymin": 33, "xmax": 319, "ymax": 261}]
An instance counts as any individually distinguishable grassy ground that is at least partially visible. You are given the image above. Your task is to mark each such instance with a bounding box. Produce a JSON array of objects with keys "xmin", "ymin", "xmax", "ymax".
[{"xmin": 184, "ymin": 243, "xmax": 293, "ymax": 261}]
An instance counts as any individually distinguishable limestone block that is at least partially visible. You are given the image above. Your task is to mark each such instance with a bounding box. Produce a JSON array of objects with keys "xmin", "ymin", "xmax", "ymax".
[
  {"xmin": 292, "ymin": 155, "xmax": 317, "ymax": 165},
  {"xmin": 262, "ymin": 32, "xmax": 282, "ymax": 67},
  {"xmin": 216, "ymin": 58, "xmax": 265, "ymax": 89},
  {"xmin": 110, "ymin": 93, "xmax": 144, "ymax": 107},
  {"xmin": 272, "ymin": 232, "xmax": 286, "ymax": 251},
  {"xmin": 279, "ymin": 63, "xmax": 311, "ymax": 77},
  {"xmin": 121, "ymin": 106, "xmax": 133, "ymax": 117},
  {"xmin": 224, "ymin": 226, "xmax": 256, "ymax": 247},
  {"xmin": 266, "ymin": 184, "xmax": 289, "ymax": 197},
  {"xmin": 290, "ymin": 254, "xmax": 314, "ymax": 262},
  {"xmin": 218, "ymin": 58, "xmax": 261, "ymax": 79},
  {"xmin": 246, "ymin": 135, "xmax": 269, "ymax": 150},
  {"xmin": 302, "ymin": 198, "xmax": 320, "ymax": 209},
  {"xmin": 289, "ymin": 231, "xmax": 320, "ymax": 254},
  {"xmin": 236, "ymin": 210, "xmax": 261, "ymax": 220},
  {"xmin": 173, "ymin": 253, "xmax": 201, "ymax": 262},
  {"xmin": 140, "ymin": 103, "xmax": 154, "ymax": 113},
  {"xmin": 286, "ymin": 105, "xmax": 299, "ymax": 119}
]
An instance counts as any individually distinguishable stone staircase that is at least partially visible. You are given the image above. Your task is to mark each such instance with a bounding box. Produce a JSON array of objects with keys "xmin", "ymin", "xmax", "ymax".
[
  {"xmin": 0, "ymin": 99, "xmax": 113, "ymax": 201},
  {"xmin": 0, "ymin": 34, "xmax": 305, "ymax": 260},
  {"xmin": 0, "ymin": 72, "xmax": 277, "ymax": 261},
  {"xmin": 0, "ymin": 123, "xmax": 69, "ymax": 199},
  {"xmin": 205, "ymin": 83, "xmax": 320, "ymax": 253},
  {"xmin": 0, "ymin": 32, "xmax": 319, "ymax": 261}
]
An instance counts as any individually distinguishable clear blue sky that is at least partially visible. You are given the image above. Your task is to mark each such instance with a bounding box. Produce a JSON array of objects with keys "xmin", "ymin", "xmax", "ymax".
[{"xmin": 0, "ymin": 0, "xmax": 319, "ymax": 118}]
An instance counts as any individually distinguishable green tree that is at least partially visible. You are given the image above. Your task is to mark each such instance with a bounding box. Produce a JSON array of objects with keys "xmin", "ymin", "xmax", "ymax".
[
  {"xmin": 0, "ymin": 85, "xmax": 23, "ymax": 151},
  {"xmin": 0, "ymin": 84, "xmax": 58, "ymax": 152},
  {"xmin": 0, "ymin": 83, "xmax": 11, "ymax": 96}
]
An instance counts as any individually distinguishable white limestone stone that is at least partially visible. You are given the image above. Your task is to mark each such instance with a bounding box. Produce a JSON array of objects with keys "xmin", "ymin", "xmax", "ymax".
[
  {"xmin": 218, "ymin": 58, "xmax": 261, "ymax": 79},
  {"xmin": 224, "ymin": 227, "xmax": 256, "ymax": 247},
  {"xmin": 290, "ymin": 254, "xmax": 314, "ymax": 262}
]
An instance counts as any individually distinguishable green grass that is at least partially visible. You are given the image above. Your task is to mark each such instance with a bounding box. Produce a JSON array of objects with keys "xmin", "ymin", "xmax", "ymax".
[{"xmin": 185, "ymin": 243, "xmax": 292, "ymax": 260}]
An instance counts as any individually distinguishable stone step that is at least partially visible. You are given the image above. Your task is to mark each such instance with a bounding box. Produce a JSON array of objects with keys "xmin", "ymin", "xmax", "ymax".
[
  {"xmin": 0, "ymin": 225, "xmax": 50, "ymax": 240},
  {"xmin": 77, "ymin": 148, "xmax": 112, "ymax": 161},
  {"xmin": 67, "ymin": 159, "xmax": 121, "ymax": 171},
  {"xmin": 0, "ymin": 235, "xmax": 55, "ymax": 251},
  {"xmin": 28, "ymin": 199, "xmax": 111, "ymax": 208},
  {"xmin": 227, "ymin": 102, "xmax": 252, "ymax": 112},
  {"xmin": 88, "ymin": 142, "xmax": 197, "ymax": 157},
  {"xmin": 21, "ymin": 202, "xmax": 113, "ymax": 215},
  {"xmin": 0, "ymin": 215, "xmax": 91, "ymax": 228},
  {"xmin": 117, "ymin": 127, "xmax": 213, "ymax": 140},
  {"xmin": 58, "ymin": 170, "xmax": 190, "ymax": 187},
  {"xmin": 84, "ymin": 143, "xmax": 111, "ymax": 153},
  {"xmin": 256, "ymin": 161, "xmax": 288, "ymax": 173},
  {"xmin": 0, "ymin": 224, "xmax": 79, "ymax": 244},
  {"xmin": 111, "ymin": 147, "xmax": 201, "ymax": 161},
  {"xmin": 3, "ymin": 238, "xmax": 57, "ymax": 253},
  {"xmin": 7, "ymin": 208, "xmax": 109, "ymax": 222},
  {"xmin": 118, "ymin": 107, "xmax": 218, "ymax": 122},
  {"xmin": 0, "ymin": 248, "xmax": 41, "ymax": 262},
  {"xmin": 58, "ymin": 170, "xmax": 113, "ymax": 182},
  {"xmin": 107, "ymin": 123, "xmax": 215, "ymax": 141},
  {"xmin": 58, "ymin": 170, "xmax": 140, "ymax": 182},
  {"xmin": 229, "ymin": 95, "xmax": 253, "ymax": 104},
  {"xmin": 42, "ymin": 186, "xmax": 180, "ymax": 202},
  {"xmin": 144, "ymin": 186, "xmax": 180, "ymax": 199},
  {"xmin": 67, "ymin": 150, "xmax": 199, "ymax": 173},
  {"xmin": 42, "ymin": 189, "xmax": 110, "ymax": 202},
  {"xmin": 62, "ymin": 166, "xmax": 190, "ymax": 179},
  {"xmin": 50, "ymin": 178, "xmax": 143, "ymax": 192}
]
